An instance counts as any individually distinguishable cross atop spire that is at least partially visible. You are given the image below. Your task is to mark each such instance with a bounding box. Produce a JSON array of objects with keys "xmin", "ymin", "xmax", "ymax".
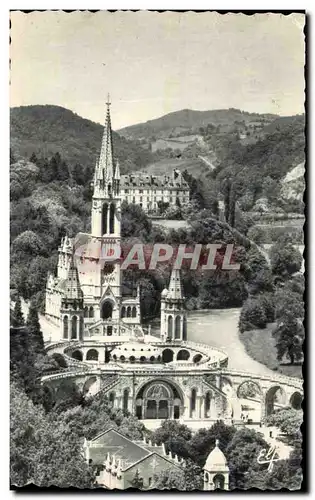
[{"xmin": 106, "ymin": 93, "xmax": 111, "ymax": 107}]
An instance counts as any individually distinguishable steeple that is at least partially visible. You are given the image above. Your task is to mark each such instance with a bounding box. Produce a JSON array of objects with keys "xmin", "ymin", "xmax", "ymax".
[
  {"xmin": 64, "ymin": 255, "xmax": 83, "ymax": 301},
  {"xmin": 95, "ymin": 95, "xmax": 115, "ymax": 189},
  {"xmin": 168, "ymin": 268, "xmax": 184, "ymax": 301}
]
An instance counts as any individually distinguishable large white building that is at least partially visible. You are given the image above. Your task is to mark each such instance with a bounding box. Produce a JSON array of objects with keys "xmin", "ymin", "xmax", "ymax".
[{"xmin": 120, "ymin": 170, "xmax": 190, "ymax": 213}]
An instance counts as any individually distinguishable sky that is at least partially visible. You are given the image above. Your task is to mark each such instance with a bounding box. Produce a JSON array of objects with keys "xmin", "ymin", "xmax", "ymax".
[{"xmin": 10, "ymin": 11, "xmax": 305, "ymax": 130}]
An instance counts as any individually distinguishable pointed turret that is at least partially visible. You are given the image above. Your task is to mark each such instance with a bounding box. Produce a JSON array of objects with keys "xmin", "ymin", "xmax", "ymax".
[
  {"xmin": 114, "ymin": 159, "xmax": 120, "ymax": 181},
  {"xmin": 97, "ymin": 95, "xmax": 115, "ymax": 185},
  {"xmin": 168, "ymin": 268, "xmax": 184, "ymax": 301},
  {"xmin": 64, "ymin": 255, "xmax": 83, "ymax": 301}
]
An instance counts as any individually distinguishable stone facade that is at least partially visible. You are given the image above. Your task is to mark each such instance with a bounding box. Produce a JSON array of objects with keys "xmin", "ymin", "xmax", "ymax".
[{"xmin": 120, "ymin": 170, "xmax": 190, "ymax": 213}]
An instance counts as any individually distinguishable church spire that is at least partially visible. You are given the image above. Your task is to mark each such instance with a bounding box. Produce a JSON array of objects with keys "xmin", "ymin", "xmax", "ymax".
[
  {"xmin": 168, "ymin": 268, "xmax": 184, "ymax": 301},
  {"xmin": 97, "ymin": 95, "xmax": 115, "ymax": 184},
  {"xmin": 64, "ymin": 254, "xmax": 83, "ymax": 301}
]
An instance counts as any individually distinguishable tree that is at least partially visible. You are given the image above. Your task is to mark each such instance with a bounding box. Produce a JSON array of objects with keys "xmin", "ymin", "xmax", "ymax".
[
  {"xmin": 26, "ymin": 300, "xmax": 44, "ymax": 355},
  {"xmin": 13, "ymin": 296, "xmax": 25, "ymax": 327},
  {"xmin": 239, "ymin": 298, "xmax": 267, "ymax": 332},
  {"xmin": 272, "ymin": 318, "xmax": 304, "ymax": 364},
  {"xmin": 189, "ymin": 422, "xmax": 236, "ymax": 466},
  {"xmin": 265, "ymin": 408, "xmax": 303, "ymax": 442},
  {"xmin": 226, "ymin": 427, "xmax": 269, "ymax": 489},
  {"xmin": 269, "ymin": 242, "xmax": 302, "ymax": 279},
  {"xmin": 154, "ymin": 468, "xmax": 185, "ymax": 490},
  {"xmin": 10, "ymin": 382, "xmax": 96, "ymax": 488},
  {"xmin": 131, "ymin": 469, "xmax": 144, "ymax": 489}
]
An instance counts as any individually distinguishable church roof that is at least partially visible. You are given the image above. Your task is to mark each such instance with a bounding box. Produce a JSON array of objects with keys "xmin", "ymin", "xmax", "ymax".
[
  {"xmin": 204, "ymin": 440, "xmax": 229, "ymax": 472},
  {"xmin": 87, "ymin": 428, "xmax": 182, "ymax": 472}
]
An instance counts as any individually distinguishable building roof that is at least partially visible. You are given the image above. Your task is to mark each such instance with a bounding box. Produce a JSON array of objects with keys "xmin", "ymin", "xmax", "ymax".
[
  {"xmin": 120, "ymin": 171, "xmax": 189, "ymax": 190},
  {"xmin": 204, "ymin": 440, "xmax": 229, "ymax": 472},
  {"xmin": 167, "ymin": 268, "xmax": 184, "ymax": 301},
  {"xmin": 87, "ymin": 428, "xmax": 182, "ymax": 472}
]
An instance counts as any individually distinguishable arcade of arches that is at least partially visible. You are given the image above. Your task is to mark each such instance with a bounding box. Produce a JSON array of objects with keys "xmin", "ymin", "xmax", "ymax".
[{"xmin": 135, "ymin": 381, "xmax": 183, "ymax": 420}]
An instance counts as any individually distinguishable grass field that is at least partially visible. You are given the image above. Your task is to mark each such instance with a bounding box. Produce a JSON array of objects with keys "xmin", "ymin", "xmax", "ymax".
[
  {"xmin": 135, "ymin": 157, "xmax": 208, "ymax": 178},
  {"xmin": 239, "ymin": 323, "xmax": 303, "ymax": 379}
]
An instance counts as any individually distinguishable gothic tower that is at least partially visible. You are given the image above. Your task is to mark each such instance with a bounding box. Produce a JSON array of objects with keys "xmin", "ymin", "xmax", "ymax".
[
  {"xmin": 203, "ymin": 439, "xmax": 229, "ymax": 490},
  {"xmin": 160, "ymin": 269, "xmax": 187, "ymax": 341},
  {"xmin": 89, "ymin": 97, "xmax": 122, "ymax": 334},
  {"xmin": 60, "ymin": 254, "xmax": 84, "ymax": 341}
]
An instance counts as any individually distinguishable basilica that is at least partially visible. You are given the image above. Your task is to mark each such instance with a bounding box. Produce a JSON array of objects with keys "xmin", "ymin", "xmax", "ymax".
[{"xmin": 43, "ymin": 99, "xmax": 303, "ymax": 437}]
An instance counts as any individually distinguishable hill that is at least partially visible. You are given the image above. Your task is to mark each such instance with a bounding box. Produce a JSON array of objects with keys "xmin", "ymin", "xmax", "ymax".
[
  {"xmin": 118, "ymin": 108, "xmax": 278, "ymax": 140},
  {"xmin": 10, "ymin": 105, "xmax": 154, "ymax": 173}
]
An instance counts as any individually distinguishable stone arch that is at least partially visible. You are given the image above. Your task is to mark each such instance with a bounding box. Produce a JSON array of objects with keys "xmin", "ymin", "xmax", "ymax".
[
  {"xmin": 127, "ymin": 306, "xmax": 131, "ymax": 318},
  {"xmin": 175, "ymin": 315, "xmax": 181, "ymax": 339},
  {"xmin": 84, "ymin": 306, "xmax": 88, "ymax": 318},
  {"xmin": 168, "ymin": 315, "xmax": 173, "ymax": 337},
  {"xmin": 89, "ymin": 306, "xmax": 94, "ymax": 318},
  {"xmin": 130, "ymin": 356, "xmax": 135, "ymax": 363},
  {"xmin": 83, "ymin": 376, "xmax": 98, "ymax": 396},
  {"xmin": 86, "ymin": 349, "xmax": 99, "ymax": 361},
  {"xmin": 237, "ymin": 380, "xmax": 262, "ymax": 400},
  {"xmin": 109, "ymin": 203, "xmax": 115, "ymax": 234},
  {"xmin": 71, "ymin": 349, "xmax": 83, "ymax": 361},
  {"xmin": 193, "ymin": 354, "xmax": 202, "ymax": 363},
  {"xmin": 121, "ymin": 306, "xmax": 126, "ymax": 318},
  {"xmin": 102, "ymin": 203, "xmax": 108, "ymax": 235},
  {"xmin": 101, "ymin": 300, "xmax": 113, "ymax": 320},
  {"xmin": 71, "ymin": 316, "xmax": 77, "ymax": 339},
  {"xmin": 162, "ymin": 349, "xmax": 174, "ymax": 363},
  {"xmin": 140, "ymin": 356, "xmax": 146, "ymax": 363},
  {"xmin": 63, "ymin": 315, "xmax": 68, "ymax": 339},
  {"xmin": 150, "ymin": 356, "xmax": 155, "ymax": 362},
  {"xmin": 290, "ymin": 391, "xmax": 303, "ymax": 410},
  {"xmin": 265, "ymin": 386, "xmax": 286, "ymax": 416},
  {"xmin": 190, "ymin": 388, "xmax": 197, "ymax": 417},
  {"xmin": 123, "ymin": 388, "xmax": 129, "ymax": 412},
  {"xmin": 132, "ymin": 306, "xmax": 137, "ymax": 318},
  {"xmin": 177, "ymin": 349, "xmax": 190, "ymax": 361},
  {"xmin": 137, "ymin": 379, "xmax": 184, "ymax": 420},
  {"xmin": 120, "ymin": 355, "xmax": 125, "ymax": 362},
  {"xmin": 213, "ymin": 474, "xmax": 225, "ymax": 490}
]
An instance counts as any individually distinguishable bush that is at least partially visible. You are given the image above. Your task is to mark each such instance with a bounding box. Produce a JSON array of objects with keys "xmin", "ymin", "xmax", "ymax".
[{"xmin": 239, "ymin": 298, "xmax": 267, "ymax": 332}]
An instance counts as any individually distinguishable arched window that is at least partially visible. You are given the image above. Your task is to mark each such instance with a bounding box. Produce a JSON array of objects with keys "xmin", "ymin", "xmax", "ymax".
[
  {"xmin": 123, "ymin": 389, "xmax": 129, "ymax": 412},
  {"xmin": 121, "ymin": 306, "xmax": 126, "ymax": 318},
  {"xmin": 79, "ymin": 317, "xmax": 84, "ymax": 340},
  {"xmin": 132, "ymin": 306, "xmax": 137, "ymax": 318},
  {"xmin": 120, "ymin": 355, "xmax": 125, "ymax": 362},
  {"xmin": 213, "ymin": 474, "xmax": 225, "ymax": 490},
  {"xmin": 102, "ymin": 203, "xmax": 108, "ymax": 235},
  {"xmin": 84, "ymin": 307, "xmax": 88, "ymax": 318},
  {"xmin": 71, "ymin": 350, "xmax": 83, "ymax": 361},
  {"xmin": 86, "ymin": 349, "xmax": 99, "ymax": 361},
  {"xmin": 183, "ymin": 317, "xmax": 187, "ymax": 341},
  {"xmin": 71, "ymin": 316, "xmax": 77, "ymax": 339},
  {"xmin": 190, "ymin": 388, "xmax": 196, "ymax": 417},
  {"xmin": 102, "ymin": 301, "xmax": 113, "ymax": 319},
  {"xmin": 140, "ymin": 356, "xmax": 146, "ymax": 363},
  {"xmin": 175, "ymin": 316, "xmax": 181, "ymax": 339},
  {"xmin": 168, "ymin": 316, "xmax": 173, "ymax": 337},
  {"xmin": 177, "ymin": 349, "xmax": 190, "ymax": 361},
  {"xmin": 127, "ymin": 306, "xmax": 131, "ymax": 318},
  {"xmin": 162, "ymin": 349, "xmax": 174, "ymax": 363},
  {"xmin": 89, "ymin": 306, "xmax": 94, "ymax": 318},
  {"xmin": 205, "ymin": 392, "xmax": 211, "ymax": 418},
  {"xmin": 109, "ymin": 203, "xmax": 115, "ymax": 234},
  {"xmin": 63, "ymin": 316, "xmax": 68, "ymax": 339},
  {"xmin": 150, "ymin": 356, "xmax": 155, "ymax": 362},
  {"xmin": 109, "ymin": 392, "xmax": 115, "ymax": 406}
]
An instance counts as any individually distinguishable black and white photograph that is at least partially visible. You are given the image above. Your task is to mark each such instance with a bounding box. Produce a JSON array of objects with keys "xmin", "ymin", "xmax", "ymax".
[{"xmin": 9, "ymin": 10, "xmax": 305, "ymax": 491}]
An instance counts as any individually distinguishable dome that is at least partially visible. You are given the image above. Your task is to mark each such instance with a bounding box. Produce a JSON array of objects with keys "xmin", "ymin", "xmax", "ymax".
[
  {"xmin": 204, "ymin": 441, "xmax": 229, "ymax": 472},
  {"xmin": 110, "ymin": 341, "xmax": 163, "ymax": 363},
  {"xmin": 161, "ymin": 288, "xmax": 169, "ymax": 298}
]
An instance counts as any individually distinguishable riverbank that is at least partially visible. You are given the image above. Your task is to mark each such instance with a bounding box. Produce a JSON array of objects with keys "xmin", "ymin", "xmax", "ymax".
[{"xmin": 239, "ymin": 323, "xmax": 303, "ymax": 379}]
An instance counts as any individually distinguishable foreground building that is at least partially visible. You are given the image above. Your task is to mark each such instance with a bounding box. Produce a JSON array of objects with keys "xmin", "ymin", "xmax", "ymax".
[{"xmin": 43, "ymin": 99, "xmax": 303, "ymax": 434}]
